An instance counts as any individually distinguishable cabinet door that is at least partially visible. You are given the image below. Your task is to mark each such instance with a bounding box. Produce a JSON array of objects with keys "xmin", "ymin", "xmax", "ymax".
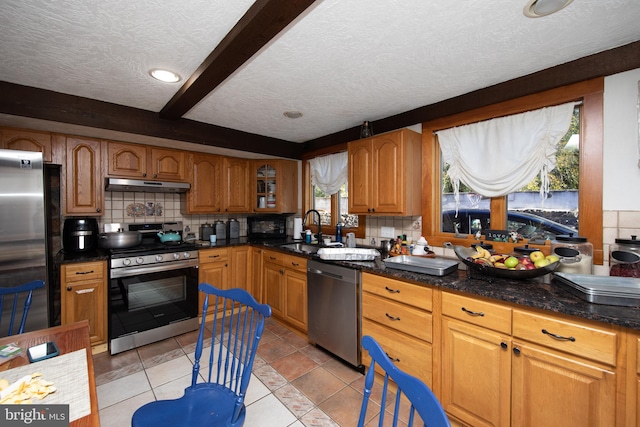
[
  {"xmin": 64, "ymin": 137, "xmax": 103, "ymax": 215},
  {"xmin": 348, "ymin": 139, "xmax": 373, "ymax": 213},
  {"xmin": 106, "ymin": 141, "xmax": 147, "ymax": 178},
  {"xmin": 199, "ymin": 260, "xmax": 229, "ymax": 316},
  {"xmin": 229, "ymin": 246, "xmax": 251, "ymax": 291},
  {"xmin": 1, "ymin": 128, "xmax": 52, "ymax": 162},
  {"xmin": 371, "ymin": 134, "xmax": 404, "ymax": 213},
  {"xmin": 250, "ymin": 248, "xmax": 263, "ymax": 302},
  {"xmin": 224, "ymin": 157, "xmax": 251, "ymax": 212},
  {"xmin": 512, "ymin": 341, "xmax": 616, "ymax": 427},
  {"xmin": 441, "ymin": 317, "xmax": 511, "ymax": 427},
  {"xmin": 61, "ymin": 280, "xmax": 106, "ymax": 345},
  {"xmin": 150, "ymin": 147, "xmax": 186, "ymax": 181},
  {"xmin": 185, "ymin": 153, "xmax": 223, "ymax": 213},
  {"xmin": 284, "ymin": 268, "xmax": 307, "ymax": 332},
  {"xmin": 263, "ymin": 261, "xmax": 283, "ymax": 318}
]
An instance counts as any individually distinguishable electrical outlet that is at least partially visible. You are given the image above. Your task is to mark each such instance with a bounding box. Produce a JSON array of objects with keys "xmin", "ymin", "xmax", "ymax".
[{"xmin": 380, "ymin": 226, "xmax": 395, "ymax": 238}]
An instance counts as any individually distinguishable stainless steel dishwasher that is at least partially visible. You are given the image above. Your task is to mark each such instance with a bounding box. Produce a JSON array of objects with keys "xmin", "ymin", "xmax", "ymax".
[{"xmin": 307, "ymin": 260, "xmax": 362, "ymax": 370}]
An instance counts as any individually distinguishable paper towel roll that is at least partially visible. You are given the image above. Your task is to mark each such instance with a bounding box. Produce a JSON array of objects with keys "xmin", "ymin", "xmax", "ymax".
[{"xmin": 293, "ymin": 217, "xmax": 303, "ymax": 239}]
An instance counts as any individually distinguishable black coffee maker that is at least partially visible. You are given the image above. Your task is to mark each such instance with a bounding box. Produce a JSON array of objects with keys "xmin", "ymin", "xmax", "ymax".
[{"xmin": 63, "ymin": 218, "xmax": 99, "ymax": 253}]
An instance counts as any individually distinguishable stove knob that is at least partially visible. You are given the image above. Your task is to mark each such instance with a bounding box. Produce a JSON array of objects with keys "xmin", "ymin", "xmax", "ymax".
[
  {"xmin": 173, "ymin": 253, "xmax": 180, "ymax": 260},
  {"xmin": 156, "ymin": 255, "xmax": 163, "ymax": 262},
  {"xmin": 183, "ymin": 252, "xmax": 191, "ymax": 259},
  {"xmin": 136, "ymin": 257, "xmax": 144, "ymax": 264},
  {"xmin": 123, "ymin": 258, "xmax": 131, "ymax": 266}
]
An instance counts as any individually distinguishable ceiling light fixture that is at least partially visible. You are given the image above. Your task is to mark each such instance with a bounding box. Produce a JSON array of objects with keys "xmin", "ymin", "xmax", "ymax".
[
  {"xmin": 523, "ymin": 0, "xmax": 574, "ymax": 17},
  {"xmin": 283, "ymin": 111, "xmax": 303, "ymax": 119},
  {"xmin": 149, "ymin": 69, "xmax": 181, "ymax": 83}
]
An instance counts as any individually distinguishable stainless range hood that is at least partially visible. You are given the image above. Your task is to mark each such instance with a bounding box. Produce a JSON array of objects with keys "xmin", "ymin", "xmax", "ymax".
[{"xmin": 105, "ymin": 178, "xmax": 190, "ymax": 193}]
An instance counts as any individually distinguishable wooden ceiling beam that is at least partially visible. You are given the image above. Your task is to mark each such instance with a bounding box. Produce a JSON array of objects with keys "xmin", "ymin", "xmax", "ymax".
[{"xmin": 160, "ymin": 0, "xmax": 318, "ymax": 119}]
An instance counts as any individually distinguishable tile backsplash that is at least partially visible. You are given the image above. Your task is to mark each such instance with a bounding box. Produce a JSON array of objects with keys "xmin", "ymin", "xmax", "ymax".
[{"xmin": 96, "ymin": 191, "xmax": 640, "ymax": 276}]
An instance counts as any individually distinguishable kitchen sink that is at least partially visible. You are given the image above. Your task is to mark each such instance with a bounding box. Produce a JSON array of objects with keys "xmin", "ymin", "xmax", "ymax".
[{"xmin": 278, "ymin": 243, "xmax": 320, "ymax": 254}]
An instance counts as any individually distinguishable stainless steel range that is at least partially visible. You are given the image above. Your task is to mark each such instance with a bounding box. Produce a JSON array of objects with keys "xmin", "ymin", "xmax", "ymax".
[{"xmin": 107, "ymin": 221, "xmax": 199, "ymax": 355}]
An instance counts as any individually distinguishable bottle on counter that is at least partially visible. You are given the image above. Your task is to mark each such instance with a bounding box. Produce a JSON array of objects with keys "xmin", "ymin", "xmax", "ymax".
[
  {"xmin": 305, "ymin": 230, "xmax": 312, "ymax": 244},
  {"xmin": 336, "ymin": 223, "xmax": 343, "ymax": 243}
]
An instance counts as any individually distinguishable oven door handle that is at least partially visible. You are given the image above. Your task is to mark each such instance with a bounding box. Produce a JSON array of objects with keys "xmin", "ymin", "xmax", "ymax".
[{"xmin": 110, "ymin": 259, "xmax": 198, "ymax": 278}]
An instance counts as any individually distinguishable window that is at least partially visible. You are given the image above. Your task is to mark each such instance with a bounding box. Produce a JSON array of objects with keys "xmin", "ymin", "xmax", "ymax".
[
  {"xmin": 440, "ymin": 106, "xmax": 581, "ymax": 241},
  {"xmin": 423, "ymin": 79, "xmax": 603, "ymax": 263},
  {"xmin": 303, "ymin": 153, "xmax": 366, "ymax": 237}
]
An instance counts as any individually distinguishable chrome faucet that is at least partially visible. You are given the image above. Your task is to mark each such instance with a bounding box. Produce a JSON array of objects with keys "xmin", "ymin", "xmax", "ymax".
[{"xmin": 303, "ymin": 209, "xmax": 322, "ymax": 243}]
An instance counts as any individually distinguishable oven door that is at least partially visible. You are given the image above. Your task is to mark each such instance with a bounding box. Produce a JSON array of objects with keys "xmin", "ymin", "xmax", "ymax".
[{"xmin": 109, "ymin": 262, "xmax": 198, "ymax": 342}]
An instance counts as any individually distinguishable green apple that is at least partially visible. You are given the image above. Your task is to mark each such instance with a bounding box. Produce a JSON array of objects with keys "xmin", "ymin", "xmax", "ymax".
[
  {"xmin": 534, "ymin": 258, "xmax": 550, "ymax": 268},
  {"xmin": 546, "ymin": 254, "xmax": 560, "ymax": 264},
  {"xmin": 529, "ymin": 251, "xmax": 545, "ymax": 263},
  {"xmin": 504, "ymin": 256, "xmax": 519, "ymax": 269}
]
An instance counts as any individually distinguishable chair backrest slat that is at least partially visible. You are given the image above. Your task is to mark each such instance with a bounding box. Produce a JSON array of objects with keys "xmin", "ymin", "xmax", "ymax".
[
  {"xmin": 191, "ymin": 283, "xmax": 271, "ymax": 424},
  {"xmin": 358, "ymin": 335, "xmax": 450, "ymax": 427},
  {"xmin": 0, "ymin": 280, "xmax": 45, "ymax": 336}
]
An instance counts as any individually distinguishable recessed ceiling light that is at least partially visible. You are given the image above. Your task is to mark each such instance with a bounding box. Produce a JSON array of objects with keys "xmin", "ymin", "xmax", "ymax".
[
  {"xmin": 524, "ymin": 0, "xmax": 573, "ymax": 17},
  {"xmin": 283, "ymin": 111, "xmax": 303, "ymax": 119},
  {"xmin": 149, "ymin": 69, "xmax": 181, "ymax": 83}
]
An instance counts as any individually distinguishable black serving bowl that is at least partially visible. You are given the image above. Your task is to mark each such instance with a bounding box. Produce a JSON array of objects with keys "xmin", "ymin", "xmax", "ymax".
[{"xmin": 454, "ymin": 245, "xmax": 559, "ymax": 280}]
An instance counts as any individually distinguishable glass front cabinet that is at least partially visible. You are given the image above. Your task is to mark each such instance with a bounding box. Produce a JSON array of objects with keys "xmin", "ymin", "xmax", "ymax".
[{"xmin": 253, "ymin": 160, "xmax": 297, "ymax": 213}]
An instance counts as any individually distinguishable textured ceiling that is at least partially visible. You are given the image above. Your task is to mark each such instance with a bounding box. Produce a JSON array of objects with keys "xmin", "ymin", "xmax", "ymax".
[{"xmin": 1, "ymin": 0, "xmax": 639, "ymax": 143}]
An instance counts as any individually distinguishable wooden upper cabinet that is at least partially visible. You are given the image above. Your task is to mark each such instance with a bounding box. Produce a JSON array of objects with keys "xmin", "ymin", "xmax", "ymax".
[
  {"xmin": 223, "ymin": 157, "xmax": 251, "ymax": 213},
  {"xmin": 64, "ymin": 137, "xmax": 103, "ymax": 215},
  {"xmin": 253, "ymin": 159, "xmax": 297, "ymax": 213},
  {"xmin": 183, "ymin": 153, "xmax": 224, "ymax": 213},
  {"xmin": 348, "ymin": 128, "xmax": 421, "ymax": 215},
  {"xmin": 105, "ymin": 141, "xmax": 186, "ymax": 181},
  {"xmin": 1, "ymin": 127, "xmax": 53, "ymax": 162}
]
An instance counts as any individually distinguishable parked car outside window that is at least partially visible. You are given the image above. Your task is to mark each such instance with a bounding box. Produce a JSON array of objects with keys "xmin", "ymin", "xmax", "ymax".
[{"xmin": 442, "ymin": 209, "xmax": 577, "ymax": 241}]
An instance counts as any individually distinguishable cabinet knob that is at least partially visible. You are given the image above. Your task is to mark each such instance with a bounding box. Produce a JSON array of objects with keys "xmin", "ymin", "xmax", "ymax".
[
  {"xmin": 153, "ymin": 174, "xmax": 157, "ymax": 178},
  {"xmin": 500, "ymin": 342, "xmax": 508, "ymax": 350},
  {"xmin": 513, "ymin": 347, "xmax": 521, "ymax": 356},
  {"xmin": 66, "ymin": 286, "xmax": 72, "ymax": 291},
  {"xmin": 96, "ymin": 208, "xmax": 101, "ymax": 212},
  {"xmin": 142, "ymin": 173, "xmax": 147, "ymax": 177}
]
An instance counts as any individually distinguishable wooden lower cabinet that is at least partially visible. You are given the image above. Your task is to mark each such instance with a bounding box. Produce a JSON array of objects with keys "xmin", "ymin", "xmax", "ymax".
[
  {"xmin": 361, "ymin": 273, "xmax": 433, "ymax": 383},
  {"xmin": 198, "ymin": 248, "xmax": 229, "ymax": 316},
  {"xmin": 250, "ymin": 247, "xmax": 263, "ymax": 302},
  {"xmin": 261, "ymin": 250, "xmax": 307, "ymax": 331},
  {"xmin": 229, "ymin": 245, "xmax": 251, "ymax": 291},
  {"xmin": 440, "ymin": 291, "xmax": 620, "ymax": 427},
  {"xmin": 60, "ymin": 261, "xmax": 107, "ymax": 346}
]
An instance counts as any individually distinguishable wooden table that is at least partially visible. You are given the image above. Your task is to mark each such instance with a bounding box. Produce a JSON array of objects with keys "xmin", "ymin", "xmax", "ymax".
[{"xmin": 0, "ymin": 320, "xmax": 100, "ymax": 426}]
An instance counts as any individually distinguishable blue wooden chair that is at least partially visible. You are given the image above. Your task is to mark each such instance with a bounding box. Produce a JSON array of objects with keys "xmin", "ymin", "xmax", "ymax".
[
  {"xmin": 132, "ymin": 283, "xmax": 271, "ymax": 427},
  {"xmin": 358, "ymin": 335, "xmax": 451, "ymax": 427},
  {"xmin": 0, "ymin": 280, "xmax": 45, "ymax": 336}
]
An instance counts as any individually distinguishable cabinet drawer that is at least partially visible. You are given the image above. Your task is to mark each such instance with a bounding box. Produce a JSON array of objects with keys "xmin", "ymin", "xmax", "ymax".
[
  {"xmin": 283, "ymin": 254, "xmax": 306, "ymax": 273},
  {"xmin": 262, "ymin": 250, "xmax": 284, "ymax": 266},
  {"xmin": 62, "ymin": 261, "xmax": 105, "ymax": 283},
  {"xmin": 512, "ymin": 309, "xmax": 617, "ymax": 366},
  {"xmin": 442, "ymin": 292, "xmax": 512, "ymax": 335},
  {"xmin": 199, "ymin": 248, "xmax": 228, "ymax": 264},
  {"xmin": 362, "ymin": 318, "xmax": 432, "ymax": 385},
  {"xmin": 362, "ymin": 292, "xmax": 432, "ymax": 343},
  {"xmin": 362, "ymin": 273, "xmax": 432, "ymax": 311}
]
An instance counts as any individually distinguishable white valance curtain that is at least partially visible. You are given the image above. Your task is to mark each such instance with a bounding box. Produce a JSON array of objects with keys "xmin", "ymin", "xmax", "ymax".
[
  {"xmin": 309, "ymin": 151, "xmax": 348, "ymax": 195},
  {"xmin": 436, "ymin": 102, "xmax": 576, "ymax": 208}
]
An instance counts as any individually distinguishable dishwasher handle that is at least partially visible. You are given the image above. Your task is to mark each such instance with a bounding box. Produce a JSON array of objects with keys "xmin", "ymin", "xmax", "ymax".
[{"xmin": 308, "ymin": 268, "xmax": 345, "ymax": 281}]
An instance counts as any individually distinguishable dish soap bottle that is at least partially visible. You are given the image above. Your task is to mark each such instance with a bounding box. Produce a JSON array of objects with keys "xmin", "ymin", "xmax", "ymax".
[{"xmin": 336, "ymin": 223, "xmax": 343, "ymax": 243}]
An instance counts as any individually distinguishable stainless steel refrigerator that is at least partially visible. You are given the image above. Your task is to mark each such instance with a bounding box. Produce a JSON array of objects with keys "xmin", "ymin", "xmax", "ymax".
[{"xmin": 0, "ymin": 148, "xmax": 49, "ymax": 336}]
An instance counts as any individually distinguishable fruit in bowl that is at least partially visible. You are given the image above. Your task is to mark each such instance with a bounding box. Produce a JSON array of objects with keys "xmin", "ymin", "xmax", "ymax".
[{"xmin": 455, "ymin": 245, "xmax": 559, "ymax": 279}]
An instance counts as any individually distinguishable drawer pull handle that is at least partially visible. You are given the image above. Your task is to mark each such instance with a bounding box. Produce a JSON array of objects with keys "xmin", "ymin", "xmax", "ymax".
[
  {"xmin": 209, "ymin": 255, "xmax": 220, "ymax": 259},
  {"xmin": 270, "ymin": 256, "xmax": 276, "ymax": 260},
  {"xmin": 384, "ymin": 286, "xmax": 400, "ymax": 294},
  {"xmin": 385, "ymin": 313, "xmax": 401, "ymax": 321},
  {"xmin": 541, "ymin": 329, "xmax": 575, "ymax": 342},
  {"xmin": 75, "ymin": 270, "xmax": 95, "ymax": 275},
  {"xmin": 291, "ymin": 262, "xmax": 299, "ymax": 267},
  {"xmin": 461, "ymin": 307, "xmax": 484, "ymax": 317},
  {"xmin": 385, "ymin": 353, "xmax": 400, "ymax": 362}
]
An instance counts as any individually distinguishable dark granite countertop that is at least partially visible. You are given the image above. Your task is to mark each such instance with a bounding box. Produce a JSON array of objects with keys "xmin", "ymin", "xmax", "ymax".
[
  {"xmin": 258, "ymin": 241, "xmax": 640, "ymax": 332},
  {"xmin": 54, "ymin": 248, "xmax": 110, "ymax": 264}
]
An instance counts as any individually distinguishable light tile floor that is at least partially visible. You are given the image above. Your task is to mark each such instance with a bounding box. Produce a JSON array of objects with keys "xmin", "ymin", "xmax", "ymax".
[{"xmin": 93, "ymin": 318, "xmax": 386, "ymax": 426}]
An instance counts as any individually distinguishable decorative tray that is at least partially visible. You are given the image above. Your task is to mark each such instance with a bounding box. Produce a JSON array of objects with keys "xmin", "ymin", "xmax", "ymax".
[
  {"xmin": 383, "ymin": 255, "xmax": 458, "ymax": 276},
  {"xmin": 316, "ymin": 247, "xmax": 380, "ymax": 261}
]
